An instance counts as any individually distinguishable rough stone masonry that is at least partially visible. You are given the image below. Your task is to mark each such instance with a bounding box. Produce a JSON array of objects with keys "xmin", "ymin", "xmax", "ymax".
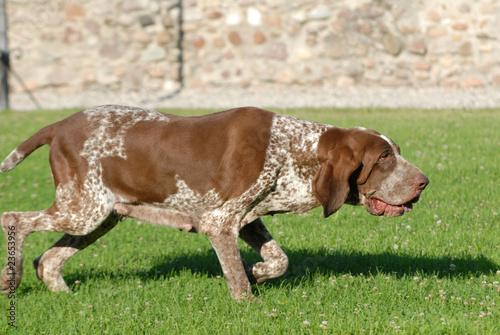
[{"xmin": 5, "ymin": 0, "xmax": 500, "ymax": 110}]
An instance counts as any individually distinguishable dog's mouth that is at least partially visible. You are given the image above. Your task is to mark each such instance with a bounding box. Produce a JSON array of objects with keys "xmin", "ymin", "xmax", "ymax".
[{"xmin": 368, "ymin": 194, "xmax": 421, "ymax": 217}]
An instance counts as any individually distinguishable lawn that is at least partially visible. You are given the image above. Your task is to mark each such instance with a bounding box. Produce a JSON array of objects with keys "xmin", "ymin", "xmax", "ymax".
[{"xmin": 0, "ymin": 107, "xmax": 498, "ymax": 334}]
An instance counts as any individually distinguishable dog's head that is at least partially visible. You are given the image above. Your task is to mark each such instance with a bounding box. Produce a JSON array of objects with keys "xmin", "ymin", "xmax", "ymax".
[{"xmin": 313, "ymin": 127, "xmax": 429, "ymax": 218}]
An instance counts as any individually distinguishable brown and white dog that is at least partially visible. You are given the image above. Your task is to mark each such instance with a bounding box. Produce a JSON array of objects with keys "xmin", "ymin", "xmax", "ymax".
[{"xmin": 0, "ymin": 105, "xmax": 428, "ymax": 301}]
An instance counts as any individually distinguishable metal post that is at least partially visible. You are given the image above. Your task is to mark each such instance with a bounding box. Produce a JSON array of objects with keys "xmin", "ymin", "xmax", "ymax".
[{"xmin": 0, "ymin": 0, "xmax": 8, "ymax": 111}]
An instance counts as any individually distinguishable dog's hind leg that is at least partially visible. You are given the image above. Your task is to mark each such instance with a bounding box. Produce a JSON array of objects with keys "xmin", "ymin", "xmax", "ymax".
[
  {"xmin": 0, "ymin": 211, "xmax": 34, "ymax": 294},
  {"xmin": 114, "ymin": 203, "xmax": 198, "ymax": 232},
  {"xmin": 1, "ymin": 181, "xmax": 116, "ymax": 294},
  {"xmin": 239, "ymin": 218, "xmax": 288, "ymax": 284},
  {"xmin": 0, "ymin": 207, "xmax": 117, "ymax": 294},
  {"xmin": 33, "ymin": 213, "xmax": 120, "ymax": 293}
]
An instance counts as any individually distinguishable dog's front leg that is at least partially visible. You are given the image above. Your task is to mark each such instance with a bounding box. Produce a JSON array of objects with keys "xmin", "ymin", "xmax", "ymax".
[
  {"xmin": 239, "ymin": 218, "xmax": 288, "ymax": 283},
  {"xmin": 208, "ymin": 227, "xmax": 253, "ymax": 302}
]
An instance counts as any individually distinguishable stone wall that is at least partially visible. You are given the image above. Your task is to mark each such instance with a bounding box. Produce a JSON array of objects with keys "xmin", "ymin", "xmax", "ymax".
[{"xmin": 5, "ymin": 0, "xmax": 500, "ymax": 108}]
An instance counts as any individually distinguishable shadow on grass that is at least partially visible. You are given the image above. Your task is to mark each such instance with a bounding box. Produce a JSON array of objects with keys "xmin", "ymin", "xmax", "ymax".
[{"xmin": 59, "ymin": 248, "xmax": 499, "ymax": 292}]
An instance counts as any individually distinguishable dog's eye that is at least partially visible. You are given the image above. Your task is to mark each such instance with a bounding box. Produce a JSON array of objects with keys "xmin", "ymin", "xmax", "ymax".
[{"xmin": 379, "ymin": 153, "xmax": 390, "ymax": 162}]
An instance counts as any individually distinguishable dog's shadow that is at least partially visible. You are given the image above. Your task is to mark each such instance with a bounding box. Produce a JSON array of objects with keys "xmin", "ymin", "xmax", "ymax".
[{"xmin": 61, "ymin": 248, "xmax": 499, "ymax": 292}]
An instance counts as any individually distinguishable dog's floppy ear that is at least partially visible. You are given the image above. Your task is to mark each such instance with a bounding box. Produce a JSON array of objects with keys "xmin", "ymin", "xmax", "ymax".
[
  {"xmin": 312, "ymin": 147, "xmax": 360, "ymax": 218},
  {"xmin": 357, "ymin": 146, "xmax": 380, "ymax": 184}
]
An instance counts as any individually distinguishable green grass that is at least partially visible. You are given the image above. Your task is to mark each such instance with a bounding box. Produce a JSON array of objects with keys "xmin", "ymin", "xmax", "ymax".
[{"xmin": 0, "ymin": 107, "xmax": 498, "ymax": 334}]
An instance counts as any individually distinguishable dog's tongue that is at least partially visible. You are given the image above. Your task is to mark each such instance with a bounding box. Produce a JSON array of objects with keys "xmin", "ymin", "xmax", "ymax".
[
  {"xmin": 371, "ymin": 198, "xmax": 413, "ymax": 216},
  {"xmin": 371, "ymin": 198, "xmax": 388, "ymax": 215}
]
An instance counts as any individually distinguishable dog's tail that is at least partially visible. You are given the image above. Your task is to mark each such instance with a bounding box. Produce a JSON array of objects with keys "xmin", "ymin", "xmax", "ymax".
[{"xmin": 0, "ymin": 123, "xmax": 57, "ymax": 172}]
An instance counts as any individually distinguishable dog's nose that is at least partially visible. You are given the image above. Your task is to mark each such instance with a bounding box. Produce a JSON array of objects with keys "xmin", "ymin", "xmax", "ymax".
[{"xmin": 415, "ymin": 175, "xmax": 430, "ymax": 191}]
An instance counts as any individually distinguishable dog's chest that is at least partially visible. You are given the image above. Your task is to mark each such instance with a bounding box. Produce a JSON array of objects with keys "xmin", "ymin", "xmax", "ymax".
[
  {"xmin": 263, "ymin": 167, "xmax": 320, "ymax": 214},
  {"xmin": 249, "ymin": 115, "xmax": 330, "ymax": 216}
]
